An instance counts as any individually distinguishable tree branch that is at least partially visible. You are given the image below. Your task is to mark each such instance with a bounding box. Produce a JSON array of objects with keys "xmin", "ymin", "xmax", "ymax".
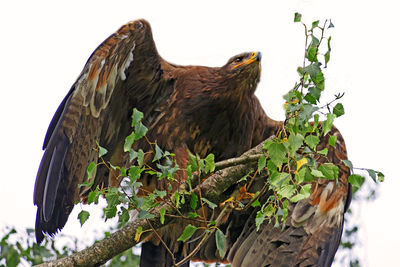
[{"xmin": 36, "ymin": 139, "xmax": 268, "ymax": 267}]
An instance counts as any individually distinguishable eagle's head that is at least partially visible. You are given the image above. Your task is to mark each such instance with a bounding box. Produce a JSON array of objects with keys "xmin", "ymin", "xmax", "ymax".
[{"xmin": 220, "ymin": 51, "xmax": 262, "ymax": 97}]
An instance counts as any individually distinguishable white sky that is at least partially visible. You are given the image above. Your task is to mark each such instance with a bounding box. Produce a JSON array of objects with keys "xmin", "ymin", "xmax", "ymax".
[{"xmin": 1, "ymin": 0, "xmax": 399, "ymax": 266}]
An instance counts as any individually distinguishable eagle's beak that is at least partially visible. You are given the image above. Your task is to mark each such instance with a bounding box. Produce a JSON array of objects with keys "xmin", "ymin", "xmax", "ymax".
[{"xmin": 234, "ymin": 52, "xmax": 262, "ymax": 68}]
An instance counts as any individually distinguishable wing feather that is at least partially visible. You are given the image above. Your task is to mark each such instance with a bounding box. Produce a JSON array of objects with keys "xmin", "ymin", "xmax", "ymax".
[
  {"xmin": 34, "ymin": 19, "xmax": 173, "ymax": 243},
  {"xmin": 227, "ymin": 125, "xmax": 351, "ymax": 267}
]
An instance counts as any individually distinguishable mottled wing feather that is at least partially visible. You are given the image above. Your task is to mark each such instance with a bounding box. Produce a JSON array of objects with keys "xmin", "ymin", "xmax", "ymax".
[{"xmin": 34, "ymin": 20, "xmax": 168, "ymax": 243}]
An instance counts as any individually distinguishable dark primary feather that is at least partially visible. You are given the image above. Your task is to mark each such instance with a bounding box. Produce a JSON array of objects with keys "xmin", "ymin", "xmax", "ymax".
[
  {"xmin": 34, "ymin": 19, "xmax": 172, "ymax": 243},
  {"xmin": 34, "ymin": 19, "xmax": 350, "ymax": 267}
]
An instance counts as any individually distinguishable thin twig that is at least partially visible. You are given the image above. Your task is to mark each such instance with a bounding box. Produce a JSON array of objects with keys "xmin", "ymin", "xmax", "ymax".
[
  {"xmin": 146, "ymin": 219, "xmax": 176, "ymax": 266},
  {"xmin": 241, "ymin": 180, "xmax": 270, "ymax": 211},
  {"xmin": 175, "ymin": 205, "xmax": 232, "ymax": 266}
]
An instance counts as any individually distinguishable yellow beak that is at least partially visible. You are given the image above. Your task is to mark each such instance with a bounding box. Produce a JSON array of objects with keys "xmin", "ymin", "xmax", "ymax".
[{"xmin": 234, "ymin": 52, "xmax": 261, "ymax": 68}]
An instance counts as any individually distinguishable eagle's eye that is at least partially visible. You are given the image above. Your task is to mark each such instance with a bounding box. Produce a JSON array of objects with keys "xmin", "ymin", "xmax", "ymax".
[{"xmin": 234, "ymin": 56, "xmax": 244, "ymax": 63}]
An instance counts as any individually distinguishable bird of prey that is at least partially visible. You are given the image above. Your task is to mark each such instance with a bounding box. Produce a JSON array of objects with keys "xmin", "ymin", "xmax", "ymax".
[{"xmin": 34, "ymin": 19, "xmax": 351, "ymax": 267}]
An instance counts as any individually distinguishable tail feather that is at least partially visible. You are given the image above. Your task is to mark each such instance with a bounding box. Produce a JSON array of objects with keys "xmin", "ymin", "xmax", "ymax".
[
  {"xmin": 43, "ymin": 138, "xmax": 69, "ymax": 221},
  {"xmin": 34, "ymin": 130, "xmax": 71, "ymax": 243}
]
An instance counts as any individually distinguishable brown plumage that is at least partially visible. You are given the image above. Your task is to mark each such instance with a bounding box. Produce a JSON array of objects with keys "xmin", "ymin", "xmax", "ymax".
[
  {"xmin": 34, "ymin": 19, "xmax": 350, "ymax": 267},
  {"xmin": 225, "ymin": 125, "xmax": 352, "ymax": 267}
]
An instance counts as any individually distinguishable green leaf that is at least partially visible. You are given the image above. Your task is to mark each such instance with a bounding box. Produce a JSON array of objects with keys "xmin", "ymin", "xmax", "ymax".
[
  {"xmin": 215, "ymin": 229, "xmax": 226, "ymax": 258},
  {"xmin": 304, "ymin": 93, "xmax": 317, "ymax": 104},
  {"xmin": 277, "ymin": 184, "xmax": 296, "ymax": 199},
  {"xmin": 328, "ymin": 135, "xmax": 337, "ymax": 147},
  {"xmin": 160, "ymin": 208, "xmax": 165, "ymax": 224},
  {"xmin": 134, "ymin": 123, "xmax": 148, "ymax": 141},
  {"xmin": 137, "ymin": 149, "xmax": 145, "ymax": 166},
  {"xmin": 307, "ymin": 47, "xmax": 317, "ymax": 63},
  {"xmin": 118, "ymin": 166, "xmax": 127, "ymax": 177},
  {"xmin": 154, "ymin": 189, "xmax": 167, "ymax": 199},
  {"xmin": 124, "ymin": 132, "xmax": 135, "ymax": 152},
  {"xmin": 118, "ymin": 207, "xmax": 130, "ymax": 225},
  {"xmin": 98, "ymin": 145, "xmax": 108, "ymax": 158},
  {"xmin": 342, "ymin": 159, "xmax": 354, "ymax": 172},
  {"xmin": 295, "ymin": 166, "xmax": 306, "ymax": 183},
  {"xmin": 190, "ymin": 192, "xmax": 198, "ymax": 210},
  {"xmin": 324, "ymin": 51, "xmax": 330, "ymax": 67},
  {"xmin": 251, "ymin": 199, "xmax": 261, "ymax": 207},
  {"xmin": 262, "ymin": 203, "xmax": 275, "ymax": 218},
  {"xmin": 291, "ymin": 184, "xmax": 311, "ymax": 202},
  {"xmin": 298, "ymin": 104, "xmax": 319, "ymax": 123},
  {"xmin": 348, "ymin": 174, "xmax": 364, "ymax": 192},
  {"xmin": 270, "ymin": 172, "xmax": 291, "ymax": 188},
  {"xmin": 310, "ymin": 168, "xmax": 324, "ymax": 178},
  {"xmin": 263, "ymin": 139, "xmax": 273, "ymax": 150},
  {"xmin": 129, "ymin": 166, "xmax": 143, "ymax": 182},
  {"xmin": 177, "ymin": 224, "xmax": 198, "ymax": 242},
  {"xmin": 188, "ymin": 212, "xmax": 199, "ymax": 218},
  {"xmin": 255, "ymin": 211, "xmax": 265, "ymax": 231},
  {"xmin": 88, "ymin": 190, "xmax": 101, "ymax": 204},
  {"xmin": 78, "ymin": 210, "xmax": 90, "ymax": 226},
  {"xmin": 186, "ymin": 164, "xmax": 193, "ymax": 178},
  {"xmin": 288, "ymin": 133, "xmax": 304, "ymax": 154},
  {"xmin": 322, "ymin": 113, "xmax": 335, "ymax": 136},
  {"xmin": 79, "ymin": 180, "xmax": 94, "ymax": 188},
  {"xmin": 129, "ymin": 149, "xmax": 138, "ymax": 162},
  {"xmin": 333, "ymin": 103, "xmax": 345, "ymax": 117},
  {"xmin": 366, "ymin": 169, "xmax": 377, "ymax": 182},
  {"xmin": 153, "ymin": 143, "xmax": 163, "ymax": 162},
  {"xmin": 258, "ymin": 155, "xmax": 266, "ymax": 173},
  {"xmin": 301, "ymin": 183, "xmax": 312, "ymax": 195},
  {"xmin": 305, "ymin": 134, "xmax": 320, "ymax": 150},
  {"xmin": 306, "ymin": 46, "xmax": 317, "ymax": 62},
  {"xmin": 317, "ymin": 147, "xmax": 328, "ymax": 156},
  {"xmin": 311, "ymin": 20, "xmax": 320, "ymax": 29},
  {"xmin": 328, "ymin": 20, "xmax": 335, "ymax": 28},
  {"xmin": 318, "ymin": 163, "xmax": 339, "ymax": 180},
  {"xmin": 131, "ymin": 108, "xmax": 144, "ymax": 127},
  {"xmin": 377, "ymin": 172, "xmax": 385, "ymax": 182},
  {"xmin": 205, "ymin": 154, "xmax": 215, "ymax": 173},
  {"xmin": 86, "ymin": 162, "xmax": 97, "ymax": 180},
  {"xmin": 297, "ymin": 66, "xmax": 304, "ymax": 76},
  {"xmin": 304, "ymin": 63, "xmax": 324, "ymax": 90},
  {"xmin": 294, "ymin": 12, "xmax": 302, "ymax": 22},
  {"xmin": 174, "ymin": 191, "xmax": 181, "ymax": 208},
  {"xmin": 201, "ymin": 197, "xmax": 217, "ymax": 209},
  {"xmin": 104, "ymin": 205, "xmax": 117, "ymax": 219},
  {"xmin": 309, "ymin": 87, "xmax": 321, "ymax": 102},
  {"xmin": 188, "ymin": 151, "xmax": 198, "ymax": 172},
  {"xmin": 138, "ymin": 210, "xmax": 156, "ymax": 220},
  {"xmin": 311, "ymin": 35, "xmax": 320, "ymax": 46},
  {"xmin": 267, "ymin": 143, "xmax": 287, "ymax": 168}
]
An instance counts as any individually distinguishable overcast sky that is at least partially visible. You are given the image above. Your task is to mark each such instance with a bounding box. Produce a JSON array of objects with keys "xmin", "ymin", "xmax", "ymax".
[{"xmin": 1, "ymin": 0, "xmax": 399, "ymax": 266}]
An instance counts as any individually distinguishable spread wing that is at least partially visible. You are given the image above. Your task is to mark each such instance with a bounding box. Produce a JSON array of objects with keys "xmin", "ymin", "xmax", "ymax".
[
  {"xmin": 227, "ymin": 125, "xmax": 352, "ymax": 267},
  {"xmin": 34, "ymin": 19, "xmax": 175, "ymax": 243}
]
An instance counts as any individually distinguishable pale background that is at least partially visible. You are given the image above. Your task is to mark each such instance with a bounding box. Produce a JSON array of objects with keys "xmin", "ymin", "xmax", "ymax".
[{"xmin": 0, "ymin": 0, "xmax": 398, "ymax": 266}]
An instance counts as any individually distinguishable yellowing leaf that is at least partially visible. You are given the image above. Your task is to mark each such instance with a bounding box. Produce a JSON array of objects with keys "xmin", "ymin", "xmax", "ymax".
[
  {"xmin": 135, "ymin": 227, "xmax": 143, "ymax": 242},
  {"xmin": 296, "ymin": 158, "xmax": 308, "ymax": 172},
  {"xmin": 222, "ymin": 197, "xmax": 234, "ymax": 204}
]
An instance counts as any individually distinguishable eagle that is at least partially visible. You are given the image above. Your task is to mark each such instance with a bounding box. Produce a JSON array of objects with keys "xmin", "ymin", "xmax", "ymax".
[{"xmin": 34, "ymin": 20, "xmax": 351, "ymax": 266}]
